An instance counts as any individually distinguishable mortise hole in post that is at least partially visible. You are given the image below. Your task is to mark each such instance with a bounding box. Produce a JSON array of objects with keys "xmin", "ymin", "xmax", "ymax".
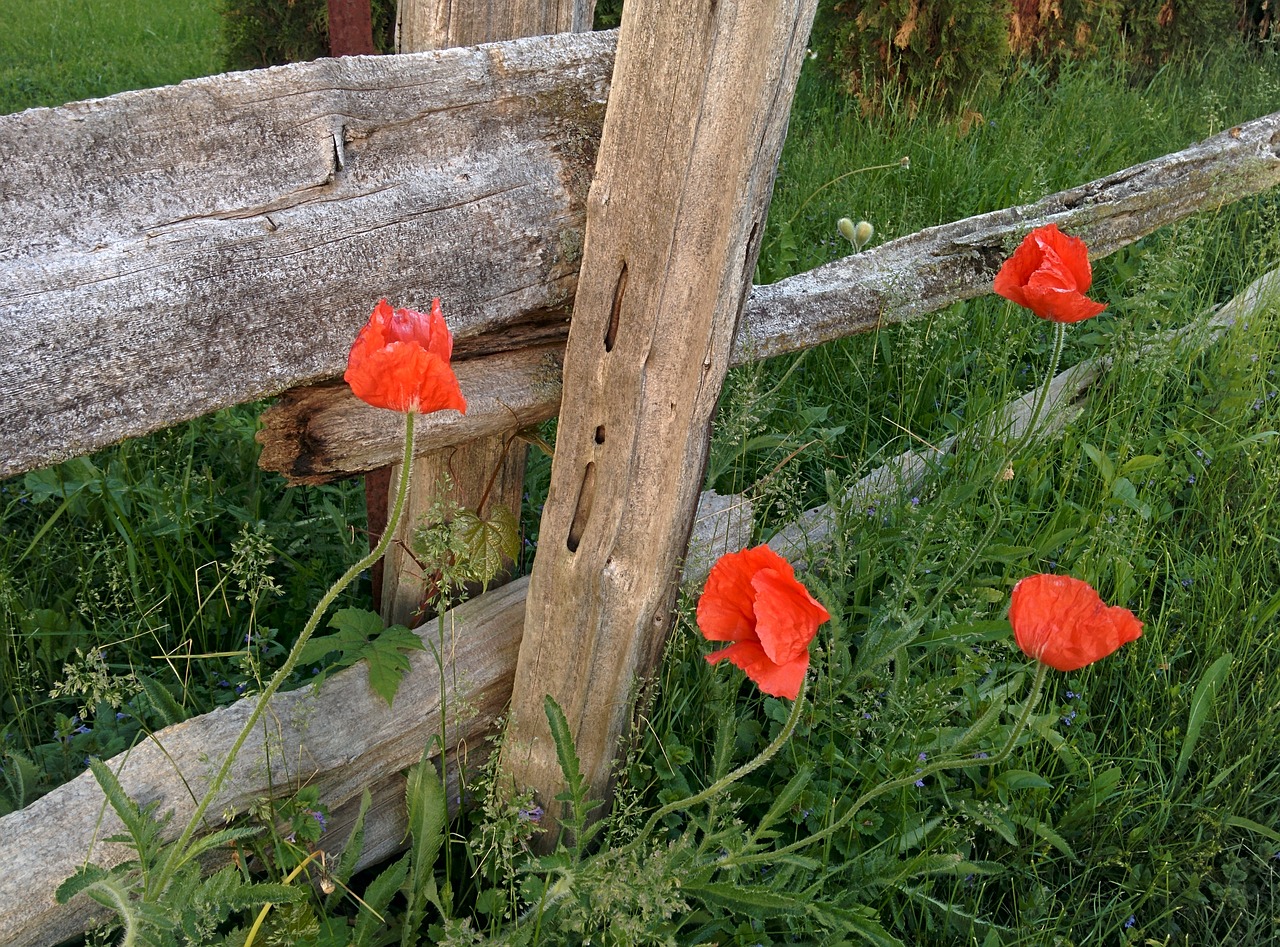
[
  {"xmin": 604, "ymin": 261, "xmax": 626, "ymax": 352},
  {"xmin": 566, "ymin": 461, "xmax": 596, "ymax": 552},
  {"xmin": 594, "ymin": 425, "xmax": 606, "ymax": 444}
]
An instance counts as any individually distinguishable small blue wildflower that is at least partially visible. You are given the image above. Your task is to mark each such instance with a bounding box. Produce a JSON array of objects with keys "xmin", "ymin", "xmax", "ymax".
[
  {"xmin": 519, "ymin": 805, "xmax": 544, "ymax": 824},
  {"xmin": 910, "ymin": 496, "xmax": 920, "ymax": 506},
  {"xmin": 116, "ymin": 712, "xmax": 129, "ymax": 721},
  {"xmin": 311, "ymin": 810, "xmax": 327, "ymax": 832},
  {"xmin": 863, "ymin": 712, "xmax": 873, "ymax": 719},
  {"xmin": 918, "ymin": 752, "xmax": 928, "ymax": 762},
  {"xmin": 1187, "ymin": 475, "xmax": 1196, "ymax": 485},
  {"xmin": 974, "ymin": 752, "xmax": 989, "ymax": 760},
  {"xmin": 235, "ymin": 682, "xmax": 247, "ymax": 695},
  {"xmin": 914, "ymin": 778, "xmax": 925, "ymax": 788},
  {"xmin": 1065, "ymin": 690, "xmax": 1078, "ymax": 700},
  {"xmin": 1124, "ymin": 915, "xmax": 1136, "ymax": 930},
  {"xmin": 1182, "ymin": 578, "xmax": 1192, "ymax": 588}
]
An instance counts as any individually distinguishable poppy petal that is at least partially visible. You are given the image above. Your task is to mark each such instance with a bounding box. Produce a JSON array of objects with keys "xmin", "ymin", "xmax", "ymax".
[
  {"xmin": 994, "ymin": 224, "xmax": 1107, "ymax": 324},
  {"xmin": 1009, "ymin": 574, "xmax": 1142, "ymax": 672},
  {"xmin": 705, "ymin": 641, "xmax": 809, "ymax": 700},
  {"xmin": 345, "ymin": 299, "xmax": 467, "ymax": 415},
  {"xmin": 750, "ymin": 567, "xmax": 831, "ymax": 665},
  {"xmin": 697, "ymin": 545, "xmax": 797, "ymax": 644}
]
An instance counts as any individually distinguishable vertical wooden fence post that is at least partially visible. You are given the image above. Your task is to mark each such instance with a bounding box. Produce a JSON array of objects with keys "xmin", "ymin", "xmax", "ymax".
[
  {"xmin": 373, "ymin": 0, "xmax": 596, "ymax": 628},
  {"xmin": 503, "ymin": 0, "xmax": 820, "ymax": 835}
]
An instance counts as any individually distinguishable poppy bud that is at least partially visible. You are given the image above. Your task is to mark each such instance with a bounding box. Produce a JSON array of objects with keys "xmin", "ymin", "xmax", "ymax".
[{"xmin": 837, "ymin": 217, "xmax": 857, "ymax": 243}]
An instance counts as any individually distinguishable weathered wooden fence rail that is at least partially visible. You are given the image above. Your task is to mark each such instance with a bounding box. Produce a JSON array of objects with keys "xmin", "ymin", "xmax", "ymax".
[
  {"xmin": 3, "ymin": 15, "xmax": 1280, "ymax": 946},
  {"xmin": 2, "ymin": 27, "xmax": 1278, "ymax": 480}
]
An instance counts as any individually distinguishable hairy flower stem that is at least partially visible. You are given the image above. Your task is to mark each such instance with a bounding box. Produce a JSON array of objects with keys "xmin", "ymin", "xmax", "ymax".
[
  {"xmin": 1015, "ymin": 320, "xmax": 1067, "ymax": 455},
  {"xmin": 157, "ymin": 412, "xmax": 419, "ymax": 890},
  {"xmin": 624, "ymin": 680, "xmax": 809, "ymax": 855},
  {"xmin": 730, "ymin": 662, "xmax": 1051, "ymax": 868}
]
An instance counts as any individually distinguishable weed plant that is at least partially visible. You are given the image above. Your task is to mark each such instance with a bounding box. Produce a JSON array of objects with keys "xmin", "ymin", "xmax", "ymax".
[{"xmin": 3, "ymin": 9, "xmax": 1280, "ymax": 946}]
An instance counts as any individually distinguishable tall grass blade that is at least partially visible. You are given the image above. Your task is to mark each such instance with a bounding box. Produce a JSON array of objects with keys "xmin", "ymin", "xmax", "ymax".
[{"xmin": 1175, "ymin": 652, "xmax": 1233, "ymax": 787}]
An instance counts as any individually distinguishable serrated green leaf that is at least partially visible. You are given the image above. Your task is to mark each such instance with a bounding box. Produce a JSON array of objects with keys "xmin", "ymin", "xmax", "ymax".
[
  {"xmin": 685, "ymin": 881, "xmax": 809, "ymax": 917},
  {"xmin": 305, "ymin": 609, "xmax": 425, "ymax": 706},
  {"xmin": 1008, "ymin": 811, "xmax": 1077, "ymax": 862},
  {"xmin": 136, "ymin": 676, "xmax": 188, "ymax": 728},
  {"xmin": 327, "ymin": 789, "xmax": 373, "ymax": 912},
  {"xmin": 810, "ymin": 902, "xmax": 905, "ymax": 946},
  {"xmin": 452, "ymin": 505, "xmax": 520, "ymax": 590},
  {"xmin": 402, "ymin": 751, "xmax": 448, "ymax": 943},
  {"xmin": 353, "ymin": 852, "xmax": 409, "ymax": 946}
]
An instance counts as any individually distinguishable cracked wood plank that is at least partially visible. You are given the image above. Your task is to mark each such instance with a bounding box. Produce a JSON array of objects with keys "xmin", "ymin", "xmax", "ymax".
[
  {"xmin": 0, "ymin": 29, "xmax": 614, "ymax": 480},
  {"xmin": 256, "ymin": 109, "xmax": 1280, "ymax": 485}
]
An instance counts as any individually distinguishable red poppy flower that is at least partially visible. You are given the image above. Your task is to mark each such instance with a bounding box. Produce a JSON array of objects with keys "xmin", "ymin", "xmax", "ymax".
[
  {"xmin": 697, "ymin": 545, "xmax": 831, "ymax": 699},
  {"xmin": 344, "ymin": 298, "xmax": 467, "ymax": 415},
  {"xmin": 994, "ymin": 224, "xmax": 1107, "ymax": 323},
  {"xmin": 1009, "ymin": 574, "xmax": 1142, "ymax": 672}
]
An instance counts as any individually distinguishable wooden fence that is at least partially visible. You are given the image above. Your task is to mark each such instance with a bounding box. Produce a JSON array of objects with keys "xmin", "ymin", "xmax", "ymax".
[{"xmin": 2, "ymin": 5, "xmax": 1279, "ymax": 944}]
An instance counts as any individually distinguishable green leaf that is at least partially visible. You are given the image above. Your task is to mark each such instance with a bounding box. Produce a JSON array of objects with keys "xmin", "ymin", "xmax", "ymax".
[
  {"xmin": 303, "ymin": 609, "xmax": 425, "ymax": 707},
  {"xmin": 402, "ymin": 749, "xmax": 448, "ymax": 942},
  {"xmin": 452, "ymin": 505, "xmax": 520, "ymax": 590},
  {"xmin": 353, "ymin": 852, "xmax": 409, "ymax": 946},
  {"xmin": 327, "ymin": 789, "xmax": 373, "ymax": 912},
  {"xmin": 993, "ymin": 769, "xmax": 1052, "ymax": 792},
  {"xmin": 1008, "ymin": 811, "xmax": 1077, "ymax": 862},
  {"xmin": 1081, "ymin": 441, "xmax": 1114, "ymax": 484},
  {"xmin": 811, "ymin": 902, "xmax": 905, "ymax": 946},
  {"xmin": 1225, "ymin": 814, "xmax": 1280, "ymax": 845},
  {"xmin": 1176, "ymin": 652, "xmax": 1233, "ymax": 786},
  {"xmin": 685, "ymin": 881, "xmax": 809, "ymax": 917},
  {"xmin": 136, "ymin": 676, "xmax": 188, "ymax": 728}
]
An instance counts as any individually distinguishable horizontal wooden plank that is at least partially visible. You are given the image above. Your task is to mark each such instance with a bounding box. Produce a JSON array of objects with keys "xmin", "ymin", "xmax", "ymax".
[
  {"xmin": 0, "ymin": 30, "xmax": 614, "ymax": 480},
  {"xmin": 258, "ymin": 109, "xmax": 1280, "ymax": 484}
]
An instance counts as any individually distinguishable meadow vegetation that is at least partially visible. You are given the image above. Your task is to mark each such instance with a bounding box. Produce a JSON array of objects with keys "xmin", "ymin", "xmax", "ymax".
[{"xmin": 3, "ymin": 2, "xmax": 1280, "ymax": 943}]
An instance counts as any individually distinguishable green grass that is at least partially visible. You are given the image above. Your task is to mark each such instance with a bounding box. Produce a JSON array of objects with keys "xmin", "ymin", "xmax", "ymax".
[
  {"xmin": 4, "ymin": 8, "xmax": 1280, "ymax": 945},
  {"xmin": 0, "ymin": 0, "xmax": 222, "ymax": 114}
]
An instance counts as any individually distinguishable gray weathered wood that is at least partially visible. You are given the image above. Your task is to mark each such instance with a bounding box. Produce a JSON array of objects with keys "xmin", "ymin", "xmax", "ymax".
[
  {"xmin": 3, "ymin": 37, "xmax": 1277, "ymax": 482},
  {"xmin": 397, "ymin": 0, "xmax": 595, "ymax": 50},
  {"xmin": 255, "ymin": 108, "xmax": 1280, "ymax": 485},
  {"xmin": 501, "ymin": 0, "xmax": 820, "ymax": 836},
  {"xmin": 372, "ymin": 0, "xmax": 590, "ymax": 634},
  {"xmin": 0, "ymin": 29, "xmax": 613, "ymax": 480}
]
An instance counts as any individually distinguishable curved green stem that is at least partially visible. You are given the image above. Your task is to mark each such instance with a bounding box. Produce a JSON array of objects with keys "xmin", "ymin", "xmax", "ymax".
[
  {"xmin": 157, "ymin": 412, "xmax": 419, "ymax": 890},
  {"xmin": 730, "ymin": 662, "xmax": 1051, "ymax": 868},
  {"xmin": 622, "ymin": 679, "xmax": 809, "ymax": 857},
  {"xmin": 1014, "ymin": 320, "xmax": 1067, "ymax": 456}
]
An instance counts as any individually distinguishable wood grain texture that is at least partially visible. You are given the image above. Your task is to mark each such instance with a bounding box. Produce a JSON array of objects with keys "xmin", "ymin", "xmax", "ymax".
[
  {"xmin": 397, "ymin": 0, "xmax": 595, "ymax": 50},
  {"xmin": 501, "ymin": 0, "xmax": 820, "ymax": 834},
  {"xmin": 0, "ymin": 29, "xmax": 612, "ymax": 479},
  {"xmin": 255, "ymin": 110, "xmax": 1280, "ymax": 484}
]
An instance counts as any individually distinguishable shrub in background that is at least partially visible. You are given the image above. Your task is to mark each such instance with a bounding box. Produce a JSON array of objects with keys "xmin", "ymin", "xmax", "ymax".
[
  {"xmin": 221, "ymin": 0, "xmax": 397, "ymax": 70},
  {"xmin": 809, "ymin": 0, "xmax": 1014, "ymax": 115},
  {"xmin": 811, "ymin": 0, "xmax": 1262, "ymax": 117}
]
